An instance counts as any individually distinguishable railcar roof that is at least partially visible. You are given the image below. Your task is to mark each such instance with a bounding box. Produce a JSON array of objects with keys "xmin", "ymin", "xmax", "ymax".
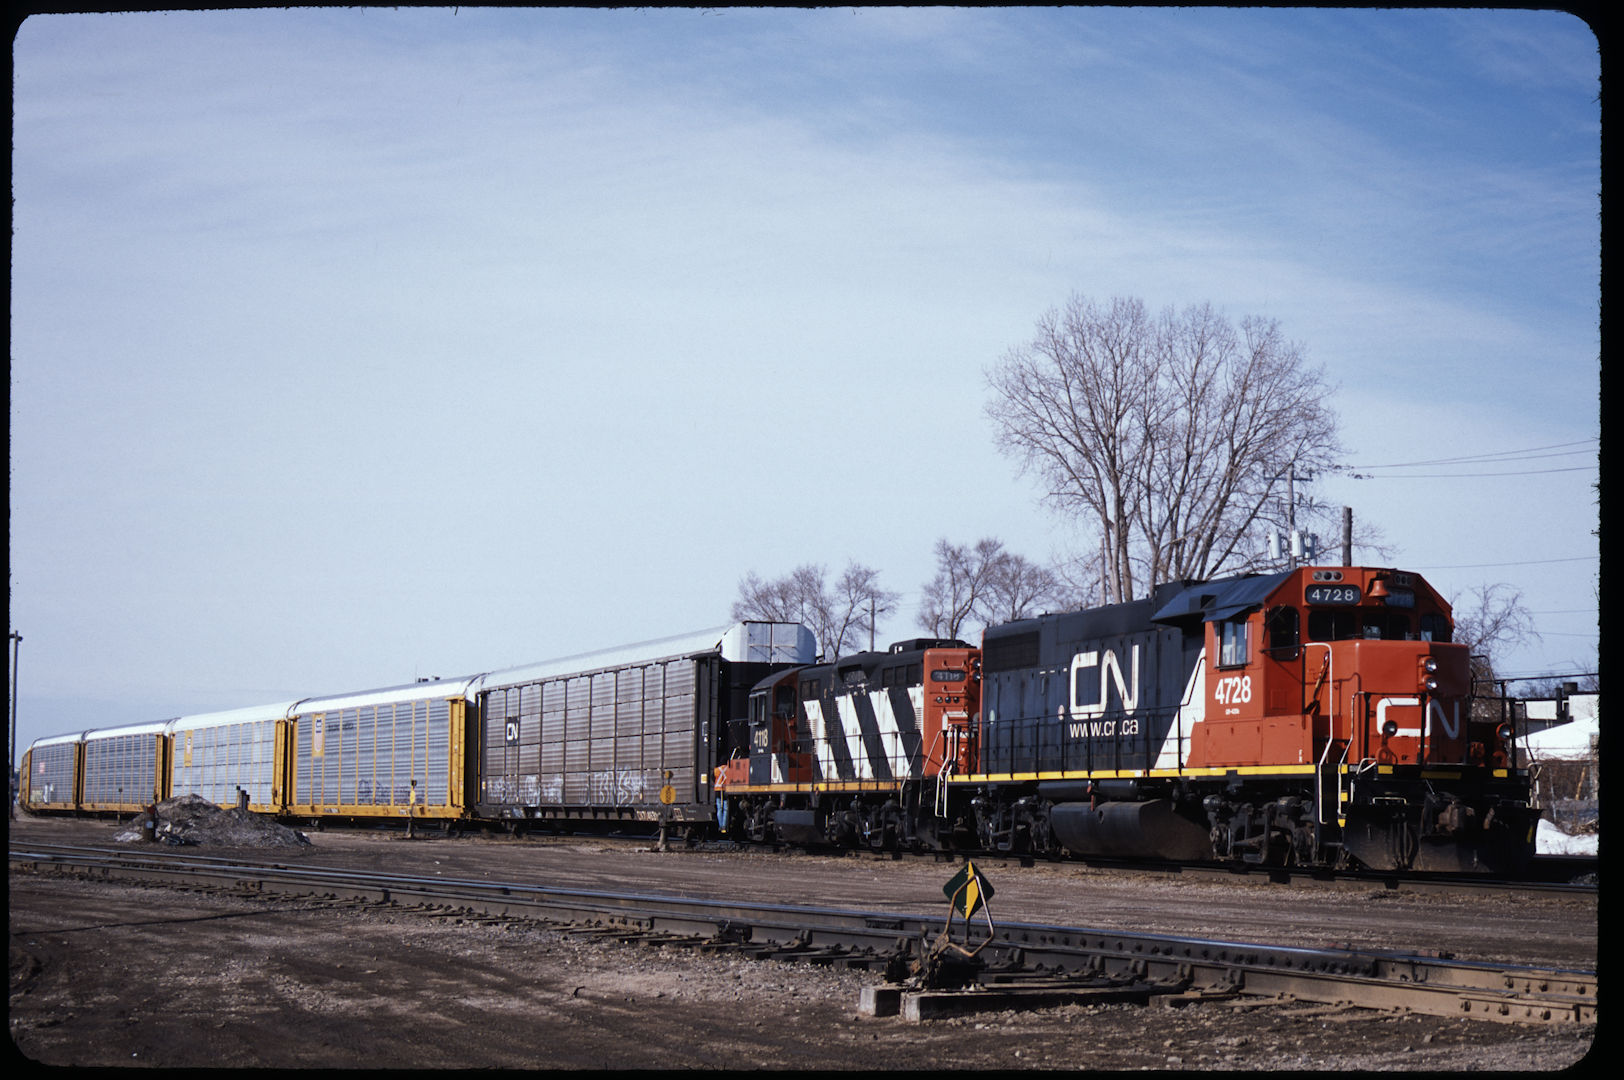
[
  {"xmin": 1150, "ymin": 571, "xmax": 1291, "ymax": 625},
  {"xmin": 169, "ymin": 700, "xmax": 303, "ymax": 730},
  {"xmin": 29, "ymin": 730, "xmax": 92, "ymax": 748},
  {"xmin": 478, "ymin": 621, "xmax": 813, "ymax": 689},
  {"xmin": 83, "ymin": 720, "xmax": 173, "ymax": 740},
  {"xmin": 292, "ymin": 676, "xmax": 483, "ymax": 715}
]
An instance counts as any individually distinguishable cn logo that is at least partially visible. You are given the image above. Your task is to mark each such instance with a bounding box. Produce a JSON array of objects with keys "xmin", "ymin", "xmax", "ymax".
[
  {"xmin": 1069, "ymin": 645, "xmax": 1140, "ymax": 721},
  {"xmin": 504, "ymin": 720, "xmax": 520, "ymax": 745},
  {"xmin": 1373, "ymin": 698, "xmax": 1461, "ymax": 740}
]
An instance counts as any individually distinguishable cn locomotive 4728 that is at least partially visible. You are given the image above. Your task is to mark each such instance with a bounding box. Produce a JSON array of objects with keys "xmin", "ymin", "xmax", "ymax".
[
  {"xmin": 716, "ymin": 564, "xmax": 1537, "ymax": 874},
  {"xmin": 22, "ymin": 564, "xmax": 1539, "ymax": 874}
]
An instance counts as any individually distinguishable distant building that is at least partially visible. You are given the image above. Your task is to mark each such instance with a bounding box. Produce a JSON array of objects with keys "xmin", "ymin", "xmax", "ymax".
[{"xmin": 1518, "ymin": 693, "xmax": 1599, "ymax": 842}]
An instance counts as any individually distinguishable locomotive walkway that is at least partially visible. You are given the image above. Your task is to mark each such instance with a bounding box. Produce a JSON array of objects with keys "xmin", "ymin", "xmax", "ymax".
[{"xmin": 10, "ymin": 840, "xmax": 1595, "ymax": 1027}]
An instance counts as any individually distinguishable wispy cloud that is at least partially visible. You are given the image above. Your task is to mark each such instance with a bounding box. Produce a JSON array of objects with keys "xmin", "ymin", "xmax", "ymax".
[{"xmin": 10, "ymin": 8, "xmax": 1598, "ymax": 736}]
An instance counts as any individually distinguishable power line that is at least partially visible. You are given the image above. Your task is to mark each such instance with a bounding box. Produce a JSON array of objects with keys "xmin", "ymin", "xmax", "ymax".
[
  {"xmin": 1408, "ymin": 555, "xmax": 1597, "ymax": 570},
  {"xmin": 1342, "ymin": 439, "xmax": 1597, "ymax": 471},
  {"xmin": 1347, "ymin": 465, "xmax": 1594, "ymax": 480}
]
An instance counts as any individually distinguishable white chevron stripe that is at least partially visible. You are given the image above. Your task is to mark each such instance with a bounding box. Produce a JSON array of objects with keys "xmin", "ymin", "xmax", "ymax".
[
  {"xmin": 869, "ymin": 689, "xmax": 912, "ymax": 780},
  {"xmin": 809, "ymin": 699, "xmax": 843, "ymax": 781},
  {"xmin": 1154, "ymin": 648, "xmax": 1204, "ymax": 771},
  {"xmin": 834, "ymin": 696, "xmax": 873, "ymax": 779}
]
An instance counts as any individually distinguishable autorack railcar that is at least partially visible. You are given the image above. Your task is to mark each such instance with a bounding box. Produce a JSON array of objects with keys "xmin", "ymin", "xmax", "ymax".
[
  {"xmin": 80, "ymin": 721, "xmax": 170, "ymax": 814},
  {"xmin": 476, "ymin": 621, "xmax": 815, "ymax": 828},
  {"xmin": 20, "ymin": 731, "xmax": 90, "ymax": 812},
  {"xmin": 288, "ymin": 678, "xmax": 483, "ymax": 823},
  {"xmin": 168, "ymin": 701, "xmax": 299, "ymax": 814}
]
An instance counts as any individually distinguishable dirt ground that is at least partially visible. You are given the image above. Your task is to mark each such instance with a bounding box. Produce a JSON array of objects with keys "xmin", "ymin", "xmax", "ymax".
[{"xmin": 8, "ymin": 812, "xmax": 1600, "ymax": 1071}]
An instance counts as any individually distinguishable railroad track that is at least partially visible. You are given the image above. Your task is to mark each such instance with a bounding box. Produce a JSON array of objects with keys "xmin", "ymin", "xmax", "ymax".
[
  {"xmin": 703, "ymin": 837, "xmax": 1598, "ymax": 897},
  {"xmin": 10, "ymin": 841, "xmax": 1596, "ymax": 1027}
]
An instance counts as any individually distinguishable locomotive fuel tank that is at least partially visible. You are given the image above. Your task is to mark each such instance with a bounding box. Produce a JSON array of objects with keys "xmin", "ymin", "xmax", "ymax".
[{"xmin": 1048, "ymin": 798, "xmax": 1214, "ymax": 860}]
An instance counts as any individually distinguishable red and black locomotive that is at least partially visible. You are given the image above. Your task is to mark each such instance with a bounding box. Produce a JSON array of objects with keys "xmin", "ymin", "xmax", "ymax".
[{"xmin": 716, "ymin": 564, "xmax": 1537, "ymax": 873}]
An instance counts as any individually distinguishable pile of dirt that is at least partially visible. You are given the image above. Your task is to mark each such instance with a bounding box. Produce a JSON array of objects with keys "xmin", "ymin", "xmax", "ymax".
[{"xmin": 113, "ymin": 794, "xmax": 311, "ymax": 849}]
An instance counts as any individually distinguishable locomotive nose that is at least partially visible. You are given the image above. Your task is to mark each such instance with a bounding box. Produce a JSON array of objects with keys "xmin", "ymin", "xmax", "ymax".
[{"xmin": 1419, "ymin": 643, "xmax": 1471, "ymax": 697}]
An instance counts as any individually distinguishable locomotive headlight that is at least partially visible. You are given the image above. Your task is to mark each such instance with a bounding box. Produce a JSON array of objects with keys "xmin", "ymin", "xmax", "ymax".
[
  {"xmin": 1423, "ymin": 657, "xmax": 1439, "ymax": 674},
  {"xmin": 1423, "ymin": 676, "xmax": 1439, "ymax": 693},
  {"xmin": 1496, "ymin": 723, "xmax": 1514, "ymax": 742},
  {"xmin": 1382, "ymin": 719, "xmax": 1399, "ymax": 738}
]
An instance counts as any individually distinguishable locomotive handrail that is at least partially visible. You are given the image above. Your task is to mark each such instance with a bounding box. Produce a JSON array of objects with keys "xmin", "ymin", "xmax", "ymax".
[
  {"xmin": 921, "ymin": 727, "xmax": 948, "ymax": 817},
  {"xmin": 1418, "ymin": 690, "xmax": 1428, "ymax": 765},
  {"xmin": 1299, "ymin": 640, "xmax": 1333, "ymax": 735}
]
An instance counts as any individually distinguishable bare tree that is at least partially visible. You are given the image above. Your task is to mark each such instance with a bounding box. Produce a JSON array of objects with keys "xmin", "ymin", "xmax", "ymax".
[
  {"xmin": 1451, "ymin": 582, "xmax": 1541, "ymax": 684},
  {"xmin": 986, "ymin": 294, "xmax": 1341, "ymax": 601},
  {"xmin": 984, "ymin": 549, "xmax": 1071, "ymax": 624},
  {"xmin": 920, "ymin": 537, "xmax": 1074, "ymax": 640},
  {"xmin": 919, "ymin": 539, "xmax": 1001, "ymax": 639},
  {"xmin": 829, "ymin": 563, "xmax": 900, "ymax": 656},
  {"xmin": 731, "ymin": 561, "xmax": 897, "ymax": 660}
]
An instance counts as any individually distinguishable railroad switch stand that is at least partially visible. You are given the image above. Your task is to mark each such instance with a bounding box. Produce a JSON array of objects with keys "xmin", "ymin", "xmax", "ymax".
[{"xmin": 929, "ymin": 860, "xmax": 997, "ymax": 967}]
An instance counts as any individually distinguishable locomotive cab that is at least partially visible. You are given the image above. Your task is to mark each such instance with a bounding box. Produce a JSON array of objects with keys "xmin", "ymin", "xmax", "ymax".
[
  {"xmin": 1190, "ymin": 568, "xmax": 1480, "ymax": 771},
  {"xmin": 738, "ymin": 666, "xmax": 813, "ymax": 787},
  {"xmin": 1138, "ymin": 565, "xmax": 1535, "ymax": 872},
  {"xmin": 1290, "ymin": 568, "xmax": 1475, "ymax": 769},
  {"xmin": 918, "ymin": 644, "xmax": 981, "ymax": 778},
  {"xmin": 1219, "ymin": 566, "xmax": 1530, "ymax": 872}
]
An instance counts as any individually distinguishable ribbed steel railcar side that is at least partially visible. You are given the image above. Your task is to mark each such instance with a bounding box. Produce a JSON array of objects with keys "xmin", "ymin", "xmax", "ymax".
[
  {"xmin": 286, "ymin": 677, "xmax": 481, "ymax": 822},
  {"xmin": 168, "ymin": 702, "xmax": 298, "ymax": 814},
  {"xmin": 81, "ymin": 721, "xmax": 172, "ymax": 812},
  {"xmin": 476, "ymin": 621, "xmax": 815, "ymax": 825},
  {"xmin": 19, "ymin": 732, "xmax": 87, "ymax": 811}
]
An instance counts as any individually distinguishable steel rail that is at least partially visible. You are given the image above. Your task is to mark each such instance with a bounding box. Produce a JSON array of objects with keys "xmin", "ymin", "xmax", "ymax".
[
  {"xmin": 718, "ymin": 839, "xmax": 1598, "ymax": 898},
  {"xmin": 10, "ymin": 842, "xmax": 1595, "ymax": 1025}
]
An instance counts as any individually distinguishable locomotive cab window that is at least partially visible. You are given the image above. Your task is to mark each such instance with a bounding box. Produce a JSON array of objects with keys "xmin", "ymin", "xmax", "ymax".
[
  {"xmin": 1363, "ymin": 612, "xmax": 1413, "ymax": 641},
  {"xmin": 1308, "ymin": 608, "xmax": 1357, "ymax": 642},
  {"xmin": 1265, "ymin": 605, "xmax": 1300, "ymax": 657},
  {"xmin": 774, "ymin": 684, "xmax": 797, "ymax": 717},
  {"xmin": 1420, "ymin": 613, "xmax": 1452, "ymax": 643},
  {"xmin": 1218, "ymin": 617, "xmax": 1250, "ymax": 668},
  {"xmin": 1309, "ymin": 609, "xmax": 1417, "ymax": 642}
]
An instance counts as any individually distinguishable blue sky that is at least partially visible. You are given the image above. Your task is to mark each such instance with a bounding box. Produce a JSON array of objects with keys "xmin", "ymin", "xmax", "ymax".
[{"xmin": 10, "ymin": 8, "xmax": 1600, "ymax": 753}]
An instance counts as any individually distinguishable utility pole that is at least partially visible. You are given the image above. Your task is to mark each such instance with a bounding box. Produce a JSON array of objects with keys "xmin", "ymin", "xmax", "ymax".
[
  {"xmin": 1273, "ymin": 465, "xmax": 1314, "ymax": 569},
  {"xmin": 1342, "ymin": 506, "xmax": 1353, "ymax": 566},
  {"xmin": 1287, "ymin": 471, "xmax": 1297, "ymax": 567}
]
